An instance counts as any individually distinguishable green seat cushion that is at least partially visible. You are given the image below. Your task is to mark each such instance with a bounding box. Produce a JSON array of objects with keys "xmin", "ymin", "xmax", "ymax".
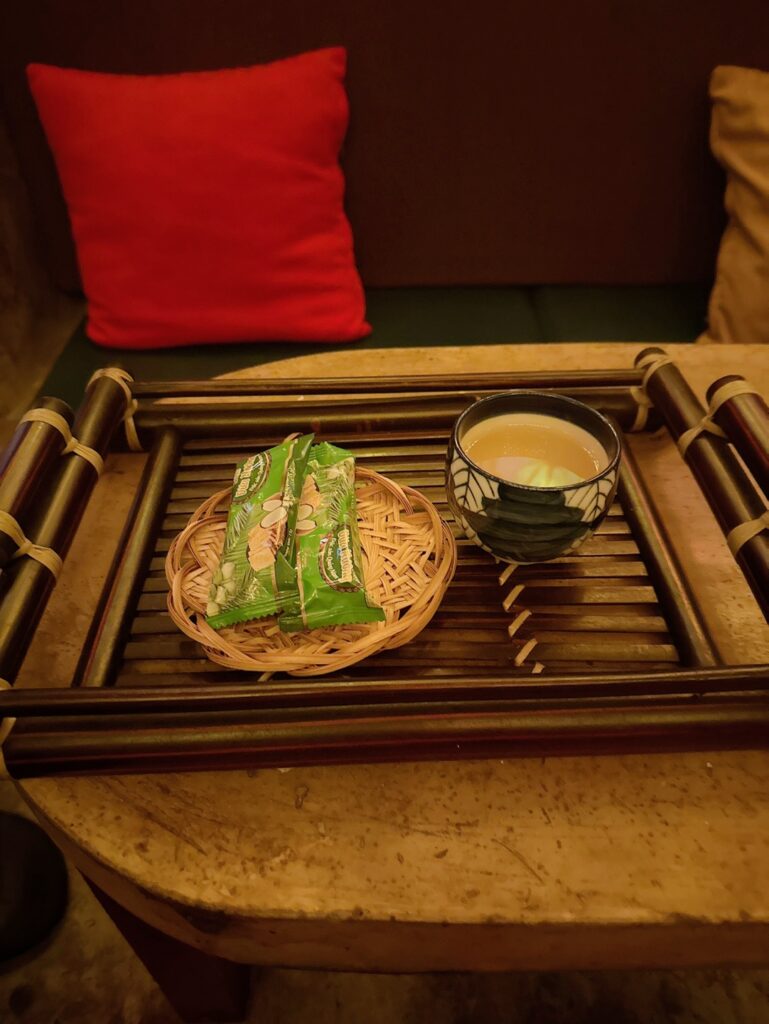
[
  {"xmin": 363, "ymin": 286, "xmax": 540, "ymax": 345},
  {"xmin": 532, "ymin": 285, "xmax": 709, "ymax": 342},
  {"xmin": 40, "ymin": 287, "xmax": 542, "ymax": 407},
  {"xmin": 40, "ymin": 325, "xmax": 296, "ymax": 410},
  {"xmin": 40, "ymin": 284, "xmax": 705, "ymax": 409}
]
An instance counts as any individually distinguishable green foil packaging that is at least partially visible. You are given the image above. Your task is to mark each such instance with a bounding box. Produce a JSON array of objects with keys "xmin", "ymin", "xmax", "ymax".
[
  {"xmin": 279, "ymin": 442, "xmax": 385, "ymax": 632},
  {"xmin": 206, "ymin": 434, "xmax": 314, "ymax": 629}
]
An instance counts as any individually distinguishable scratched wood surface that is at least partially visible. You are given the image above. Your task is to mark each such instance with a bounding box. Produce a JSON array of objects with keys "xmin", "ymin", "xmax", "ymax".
[{"xmin": 15, "ymin": 342, "xmax": 769, "ymax": 970}]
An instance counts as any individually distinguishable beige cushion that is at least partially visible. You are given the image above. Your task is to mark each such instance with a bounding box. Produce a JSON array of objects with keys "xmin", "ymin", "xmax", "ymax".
[{"xmin": 702, "ymin": 65, "xmax": 769, "ymax": 344}]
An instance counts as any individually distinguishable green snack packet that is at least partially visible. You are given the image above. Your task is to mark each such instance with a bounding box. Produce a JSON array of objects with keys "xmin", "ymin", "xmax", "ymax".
[
  {"xmin": 206, "ymin": 434, "xmax": 314, "ymax": 629},
  {"xmin": 279, "ymin": 442, "xmax": 385, "ymax": 632}
]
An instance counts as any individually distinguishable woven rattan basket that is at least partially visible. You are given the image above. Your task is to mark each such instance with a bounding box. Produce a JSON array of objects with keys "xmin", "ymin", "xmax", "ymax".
[{"xmin": 165, "ymin": 466, "xmax": 457, "ymax": 677}]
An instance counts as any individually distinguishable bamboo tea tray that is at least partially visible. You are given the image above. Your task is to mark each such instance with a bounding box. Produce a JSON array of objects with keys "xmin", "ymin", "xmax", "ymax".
[{"xmin": 2, "ymin": 353, "xmax": 769, "ymax": 777}]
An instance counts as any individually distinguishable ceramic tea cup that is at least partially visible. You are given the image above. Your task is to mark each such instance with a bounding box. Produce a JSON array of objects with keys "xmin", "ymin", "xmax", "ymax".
[{"xmin": 446, "ymin": 391, "xmax": 621, "ymax": 563}]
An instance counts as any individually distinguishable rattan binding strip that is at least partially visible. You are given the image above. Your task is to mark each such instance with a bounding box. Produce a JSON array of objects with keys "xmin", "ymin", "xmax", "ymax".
[
  {"xmin": 708, "ymin": 378, "xmax": 762, "ymax": 414},
  {"xmin": 20, "ymin": 408, "xmax": 104, "ymax": 474},
  {"xmin": 728, "ymin": 510, "xmax": 769, "ymax": 556},
  {"xmin": 87, "ymin": 367, "xmax": 143, "ymax": 451},
  {"xmin": 0, "ymin": 511, "xmax": 62, "ymax": 577},
  {"xmin": 166, "ymin": 466, "xmax": 457, "ymax": 677}
]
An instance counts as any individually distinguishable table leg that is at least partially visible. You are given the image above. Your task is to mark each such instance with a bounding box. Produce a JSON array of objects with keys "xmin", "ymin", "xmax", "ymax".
[{"xmin": 85, "ymin": 878, "xmax": 251, "ymax": 1023}]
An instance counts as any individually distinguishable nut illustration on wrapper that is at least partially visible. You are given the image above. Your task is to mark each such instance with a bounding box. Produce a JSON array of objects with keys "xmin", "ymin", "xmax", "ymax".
[
  {"xmin": 205, "ymin": 435, "xmax": 314, "ymax": 628},
  {"xmin": 296, "ymin": 473, "xmax": 322, "ymax": 536},
  {"xmin": 206, "ymin": 560, "xmax": 238, "ymax": 617},
  {"xmin": 247, "ymin": 494, "xmax": 289, "ymax": 571}
]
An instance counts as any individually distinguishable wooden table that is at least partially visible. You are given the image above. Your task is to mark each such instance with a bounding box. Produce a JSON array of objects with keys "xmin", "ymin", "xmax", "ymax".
[{"xmin": 14, "ymin": 343, "xmax": 769, "ymax": 1021}]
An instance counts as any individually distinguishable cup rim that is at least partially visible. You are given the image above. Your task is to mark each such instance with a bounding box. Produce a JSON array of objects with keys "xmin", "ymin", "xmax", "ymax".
[{"xmin": 452, "ymin": 390, "xmax": 622, "ymax": 493}]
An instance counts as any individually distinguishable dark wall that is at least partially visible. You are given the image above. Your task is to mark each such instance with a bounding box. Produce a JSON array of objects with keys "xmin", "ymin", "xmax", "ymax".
[{"xmin": 2, "ymin": 0, "xmax": 768, "ymax": 291}]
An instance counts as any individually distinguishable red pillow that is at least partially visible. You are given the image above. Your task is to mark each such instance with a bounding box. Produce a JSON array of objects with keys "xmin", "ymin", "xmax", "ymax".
[{"xmin": 28, "ymin": 49, "xmax": 370, "ymax": 349}]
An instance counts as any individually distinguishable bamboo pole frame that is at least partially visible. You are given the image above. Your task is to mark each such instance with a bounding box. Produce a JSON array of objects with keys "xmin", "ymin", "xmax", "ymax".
[
  {"xmin": 707, "ymin": 373, "xmax": 769, "ymax": 499},
  {"xmin": 0, "ymin": 375, "xmax": 131, "ymax": 683},
  {"xmin": 635, "ymin": 348, "xmax": 769, "ymax": 621},
  {"xmin": 0, "ymin": 396, "xmax": 73, "ymax": 569}
]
